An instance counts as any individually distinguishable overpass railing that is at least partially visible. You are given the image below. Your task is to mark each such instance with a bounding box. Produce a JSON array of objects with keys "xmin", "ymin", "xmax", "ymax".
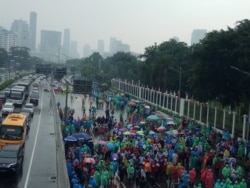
[{"xmin": 111, "ymin": 79, "xmax": 249, "ymax": 141}]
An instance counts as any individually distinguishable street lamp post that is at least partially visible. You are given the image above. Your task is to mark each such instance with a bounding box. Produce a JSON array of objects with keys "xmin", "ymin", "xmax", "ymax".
[
  {"xmin": 230, "ymin": 66, "xmax": 250, "ymax": 141},
  {"xmin": 169, "ymin": 66, "xmax": 182, "ymax": 98}
]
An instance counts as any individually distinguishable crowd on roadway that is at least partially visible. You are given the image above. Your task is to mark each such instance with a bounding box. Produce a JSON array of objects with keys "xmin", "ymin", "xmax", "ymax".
[{"xmin": 60, "ymin": 92, "xmax": 250, "ymax": 188}]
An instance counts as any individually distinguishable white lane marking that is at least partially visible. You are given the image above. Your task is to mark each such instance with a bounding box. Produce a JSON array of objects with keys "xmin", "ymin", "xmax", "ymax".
[{"xmin": 24, "ymin": 90, "xmax": 44, "ymax": 188}]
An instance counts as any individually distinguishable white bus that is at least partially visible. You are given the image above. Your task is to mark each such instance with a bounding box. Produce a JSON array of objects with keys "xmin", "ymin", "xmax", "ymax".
[
  {"xmin": 16, "ymin": 82, "xmax": 31, "ymax": 100},
  {"xmin": 8, "ymin": 86, "xmax": 25, "ymax": 107}
]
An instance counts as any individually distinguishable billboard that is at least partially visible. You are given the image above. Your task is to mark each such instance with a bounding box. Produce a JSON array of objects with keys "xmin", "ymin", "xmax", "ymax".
[{"xmin": 73, "ymin": 78, "xmax": 92, "ymax": 94}]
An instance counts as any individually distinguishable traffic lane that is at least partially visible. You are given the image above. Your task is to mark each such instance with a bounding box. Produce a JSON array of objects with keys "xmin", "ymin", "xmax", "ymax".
[
  {"xmin": 0, "ymin": 79, "xmax": 43, "ymax": 187},
  {"xmin": 0, "ymin": 101, "xmax": 42, "ymax": 187},
  {"xmin": 24, "ymin": 90, "xmax": 57, "ymax": 188}
]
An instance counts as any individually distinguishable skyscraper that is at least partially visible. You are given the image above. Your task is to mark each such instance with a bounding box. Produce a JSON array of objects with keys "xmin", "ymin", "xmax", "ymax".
[
  {"xmin": 83, "ymin": 44, "xmax": 91, "ymax": 58},
  {"xmin": 191, "ymin": 29, "xmax": 207, "ymax": 45},
  {"xmin": 40, "ymin": 30, "xmax": 62, "ymax": 62},
  {"xmin": 63, "ymin": 28, "xmax": 70, "ymax": 56},
  {"xmin": 70, "ymin": 41, "xmax": 79, "ymax": 58},
  {"xmin": 109, "ymin": 37, "xmax": 130, "ymax": 55},
  {"xmin": 97, "ymin": 40, "xmax": 104, "ymax": 56},
  {"xmin": 10, "ymin": 19, "xmax": 30, "ymax": 48},
  {"xmin": 29, "ymin": 12, "xmax": 37, "ymax": 52},
  {"xmin": 0, "ymin": 29, "xmax": 18, "ymax": 52}
]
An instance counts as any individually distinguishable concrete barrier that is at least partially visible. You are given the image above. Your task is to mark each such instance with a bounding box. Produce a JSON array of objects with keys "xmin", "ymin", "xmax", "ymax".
[{"xmin": 51, "ymin": 90, "xmax": 70, "ymax": 188}]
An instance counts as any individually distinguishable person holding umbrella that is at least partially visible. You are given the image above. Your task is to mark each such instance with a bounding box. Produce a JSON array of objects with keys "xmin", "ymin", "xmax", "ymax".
[
  {"xmin": 94, "ymin": 169, "xmax": 101, "ymax": 187},
  {"xmin": 101, "ymin": 167, "xmax": 109, "ymax": 188},
  {"xmin": 127, "ymin": 162, "xmax": 135, "ymax": 183},
  {"xmin": 89, "ymin": 176, "xmax": 97, "ymax": 188}
]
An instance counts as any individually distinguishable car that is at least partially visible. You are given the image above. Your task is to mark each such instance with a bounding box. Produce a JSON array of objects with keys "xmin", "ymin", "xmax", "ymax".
[
  {"xmin": 20, "ymin": 110, "xmax": 32, "ymax": 123},
  {"xmin": 22, "ymin": 103, "xmax": 34, "ymax": 117},
  {"xmin": 3, "ymin": 88, "xmax": 10, "ymax": 97},
  {"xmin": 33, "ymin": 82, "xmax": 39, "ymax": 87},
  {"xmin": 29, "ymin": 92, "xmax": 39, "ymax": 106},
  {"xmin": 0, "ymin": 144, "xmax": 24, "ymax": 174},
  {"xmin": 0, "ymin": 91, "xmax": 6, "ymax": 104},
  {"xmin": 43, "ymin": 85, "xmax": 50, "ymax": 92},
  {"xmin": 2, "ymin": 102, "xmax": 14, "ymax": 116},
  {"xmin": 32, "ymin": 87, "xmax": 39, "ymax": 93}
]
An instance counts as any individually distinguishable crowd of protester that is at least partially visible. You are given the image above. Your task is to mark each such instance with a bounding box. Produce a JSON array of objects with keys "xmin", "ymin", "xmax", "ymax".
[{"xmin": 61, "ymin": 94, "xmax": 250, "ymax": 188}]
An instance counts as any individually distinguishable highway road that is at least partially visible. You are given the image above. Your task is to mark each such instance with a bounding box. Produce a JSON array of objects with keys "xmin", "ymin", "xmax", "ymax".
[
  {"xmin": 0, "ymin": 80, "xmax": 57, "ymax": 188},
  {"xmin": 0, "ymin": 77, "xmax": 169, "ymax": 188}
]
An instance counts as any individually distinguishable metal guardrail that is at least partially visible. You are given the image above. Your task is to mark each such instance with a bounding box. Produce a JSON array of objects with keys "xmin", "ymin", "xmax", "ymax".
[{"xmin": 111, "ymin": 79, "xmax": 249, "ymax": 140}]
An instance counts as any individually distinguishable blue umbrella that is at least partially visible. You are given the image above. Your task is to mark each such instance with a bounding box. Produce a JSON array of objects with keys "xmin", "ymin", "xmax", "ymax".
[
  {"xmin": 71, "ymin": 133, "xmax": 92, "ymax": 141},
  {"xmin": 106, "ymin": 142, "xmax": 115, "ymax": 151},
  {"xmin": 112, "ymin": 153, "xmax": 118, "ymax": 160},
  {"xmin": 146, "ymin": 114, "xmax": 160, "ymax": 121},
  {"xmin": 64, "ymin": 135, "xmax": 77, "ymax": 142}
]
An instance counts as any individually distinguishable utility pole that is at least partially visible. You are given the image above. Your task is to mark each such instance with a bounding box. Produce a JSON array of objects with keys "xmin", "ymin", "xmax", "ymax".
[
  {"xmin": 64, "ymin": 83, "xmax": 69, "ymax": 123},
  {"xmin": 169, "ymin": 66, "xmax": 182, "ymax": 98},
  {"xmin": 230, "ymin": 66, "xmax": 250, "ymax": 141}
]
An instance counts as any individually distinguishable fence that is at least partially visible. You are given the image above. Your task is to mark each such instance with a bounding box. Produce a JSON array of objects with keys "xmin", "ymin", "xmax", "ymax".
[{"xmin": 111, "ymin": 79, "xmax": 249, "ymax": 140}]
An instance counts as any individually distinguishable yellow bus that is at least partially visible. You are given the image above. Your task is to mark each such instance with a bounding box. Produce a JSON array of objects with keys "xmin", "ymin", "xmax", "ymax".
[{"xmin": 0, "ymin": 113, "xmax": 28, "ymax": 149}]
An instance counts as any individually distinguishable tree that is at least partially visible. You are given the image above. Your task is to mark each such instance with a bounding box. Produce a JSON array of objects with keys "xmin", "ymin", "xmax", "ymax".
[
  {"xmin": 189, "ymin": 19, "xmax": 250, "ymax": 107},
  {"xmin": 141, "ymin": 40, "xmax": 192, "ymax": 94},
  {"xmin": 9, "ymin": 46, "xmax": 31, "ymax": 70},
  {"xmin": 0, "ymin": 48, "xmax": 8, "ymax": 67}
]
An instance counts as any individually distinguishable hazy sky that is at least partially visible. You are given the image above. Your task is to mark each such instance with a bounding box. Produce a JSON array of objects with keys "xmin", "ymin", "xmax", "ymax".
[{"xmin": 1, "ymin": 0, "xmax": 250, "ymax": 55}]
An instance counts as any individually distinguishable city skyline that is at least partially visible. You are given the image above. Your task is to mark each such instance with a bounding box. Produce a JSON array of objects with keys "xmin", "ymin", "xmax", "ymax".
[
  {"xmin": 0, "ymin": 15, "xmax": 132, "ymax": 58},
  {"xmin": 0, "ymin": 0, "xmax": 249, "ymax": 54}
]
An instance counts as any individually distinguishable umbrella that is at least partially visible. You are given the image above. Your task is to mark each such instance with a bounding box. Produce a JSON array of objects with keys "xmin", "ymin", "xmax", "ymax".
[
  {"xmin": 130, "ymin": 130, "xmax": 137, "ymax": 133},
  {"xmin": 123, "ymin": 131, "xmax": 131, "ymax": 135},
  {"xmin": 84, "ymin": 157, "xmax": 95, "ymax": 164},
  {"xmin": 106, "ymin": 142, "xmax": 115, "ymax": 151},
  {"xmin": 64, "ymin": 135, "xmax": 77, "ymax": 142},
  {"xmin": 157, "ymin": 126, "xmax": 166, "ymax": 132},
  {"xmin": 127, "ymin": 124, "xmax": 133, "ymax": 128},
  {"xmin": 166, "ymin": 129, "xmax": 184, "ymax": 135},
  {"xmin": 119, "ymin": 128, "xmax": 127, "ymax": 132},
  {"xmin": 134, "ymin": 125, "xmax": 140, "ymax": 129},
  {"xmin": 136, "ymin": 130, "xmax": 144, "ymax": 136},
  {"xmin": 99, "ymin": 140, "xmax": 106, "ymax": 145},
  {"xmin": 147, "ymin": 115, "xmax": 160, "ymax": 121},
  {"xmin": 128, "ymin": 101, "xmax": 136, "ymax": 106},
  {"xmin": 166, "ymin": 121, "xmax": 176, "ymax": 125},
  {"xmin": 112, "ymin": 153, "xmax": 118, "ymax": 160},
  {"xmin": 71, "ymin": 133, "xmax": 92, "ymax": 141},
  {"xmin": 149, "ymin": 130, "xmax": 157, "ymax": 135},
  {"xmin": 130, "ymin": 132, "xmax": 136, "ymax": 136}
]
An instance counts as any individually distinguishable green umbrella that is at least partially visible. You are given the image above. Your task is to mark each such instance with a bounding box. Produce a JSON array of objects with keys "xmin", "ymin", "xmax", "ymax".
[
  {"xmin": 136, "ymin": 130, "xmax": 144, "ymax": 135},
  {"xmin": 123, "ymin": 131, "xmax": 131, "ymax": 135}
]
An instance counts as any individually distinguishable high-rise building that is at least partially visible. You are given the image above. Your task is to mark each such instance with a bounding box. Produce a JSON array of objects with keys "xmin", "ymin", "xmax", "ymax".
[
  {"xmin": 29, "ymin": 12, "xmax": 37, "ymax": 52},
  {"xmin": 10, "ymin": 19, "xmax": 30, "ymax": 48},
  {"xmin": 109, "ymin": 37, "xmax": 130, "ymax": 55},
  {"xmin": 191, "ymin": 29, "xmax": 207, "ymax": 45},
  {"xmin": 40, "ymin": 30, "xmax": 62, "ymax": 62},
  {"xmin": 70, "ymin": 41, "xmax": 79, "ymax": 58},
  {"xmin": 109, "ymin": 37, "xmax": 116, "ymax": 54},
  {"xmin": 97, "ymin": 40, "xmax": 104, "ymax": 56},
  {"xmin": 63, "ymin": 28, "xmax": 70, "ymax": 56},
  {"xmin": 0, "ymin": 29, "xmax": 18, "ymax": 52},
  {"xmin": 83, "ymin": 44, "xmax": 91, "ymax": 58}
]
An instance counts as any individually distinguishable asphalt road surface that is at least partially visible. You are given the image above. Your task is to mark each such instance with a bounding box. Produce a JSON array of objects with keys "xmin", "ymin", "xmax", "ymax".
[{"xmin": 0, "ymin": 80, "xmax": 57, "ymax": 188}]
